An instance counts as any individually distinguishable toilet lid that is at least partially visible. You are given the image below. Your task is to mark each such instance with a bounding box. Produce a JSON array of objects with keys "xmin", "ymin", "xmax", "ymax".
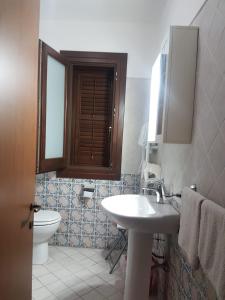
[{"xmin": 34, "ymin": 210, "xmax": 61, "ymax": 225}]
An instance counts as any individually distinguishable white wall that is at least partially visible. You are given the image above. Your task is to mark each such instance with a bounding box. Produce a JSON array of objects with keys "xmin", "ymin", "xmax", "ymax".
[
  {"xmin": 40, "ymin": 0, "xmax": 166, "ymax": 24},
  {"xmin": 39, "ymin": 0, "xmax": 207, "ymax": 175},
  {"xmin": 39, "ymin": 21, "xmax": 152, "ymax": 174},
  {"xmin": 158, "ymin": 0, "xmax": 207, "ymax": 47},
  {"xmin": 39, "ymin": 0, "xmax": 166, "ymax": 79},
  {"xmin": 39, "ymin": 20, "xmax": 158, "ymax": 79},
  {"xmin": 39, "ymin": 1, "xmax": 158, "ymax": 174}
]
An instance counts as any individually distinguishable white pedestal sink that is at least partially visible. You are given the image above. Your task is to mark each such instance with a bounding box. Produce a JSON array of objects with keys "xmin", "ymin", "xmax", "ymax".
[{"xmin": 101, "ymin": 194, "xmax": 179, "ymax": 300}]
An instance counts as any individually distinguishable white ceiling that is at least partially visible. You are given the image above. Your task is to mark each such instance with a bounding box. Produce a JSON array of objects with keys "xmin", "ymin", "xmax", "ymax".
[{"xmin": 40, "ymin": 0, "xmax": 167, "ymax": 23}]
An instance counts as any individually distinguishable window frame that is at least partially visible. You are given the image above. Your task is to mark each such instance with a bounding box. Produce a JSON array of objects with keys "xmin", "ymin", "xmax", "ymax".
[
  {"xmin": 57, "ymin": 51, "xmax": 127, "ymax": 180},
  {"xmin": 36, "ymin": 40, "xmax": 68, "ymax": 173}
]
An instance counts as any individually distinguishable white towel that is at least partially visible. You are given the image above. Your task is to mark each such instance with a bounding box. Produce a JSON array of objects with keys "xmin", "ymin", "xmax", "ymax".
[
  {"xmin": 198, "ymin": 200, "xmax": 225, "ymax": 300},
  {"xmin": 178, "ymin": 187, "xmax": 205, "ymax": 270}
]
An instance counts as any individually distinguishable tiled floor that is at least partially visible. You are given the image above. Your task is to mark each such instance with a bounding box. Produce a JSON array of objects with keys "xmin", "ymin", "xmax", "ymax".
[{"xmin": 32, "ymin": 246, "xmax": 125, "ymax": 300}]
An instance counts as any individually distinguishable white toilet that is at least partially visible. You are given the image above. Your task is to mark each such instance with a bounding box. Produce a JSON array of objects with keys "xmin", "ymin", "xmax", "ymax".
[{"xmin": 33, "ymin": 210, "xmax": 61, "ymax": 264}]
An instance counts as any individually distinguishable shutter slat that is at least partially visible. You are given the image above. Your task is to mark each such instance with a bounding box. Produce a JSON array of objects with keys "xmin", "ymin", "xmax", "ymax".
[{"xmin": 73, "ymin": 68, "xmax": 113, "ymax": 167}]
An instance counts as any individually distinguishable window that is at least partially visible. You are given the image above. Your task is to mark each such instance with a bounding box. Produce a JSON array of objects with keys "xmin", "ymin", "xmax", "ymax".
[{"xmin": 37, "ymin": 41, "xmax": 127, "ymax": 180}]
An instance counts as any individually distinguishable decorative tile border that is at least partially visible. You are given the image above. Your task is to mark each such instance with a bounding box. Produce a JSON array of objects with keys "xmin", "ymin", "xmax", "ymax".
[
  {"xmin": 163, "ymin": 236, "xmax": 217, "ymax": 300},
  {"xmin": 35, "ymin": 172, "xmax": 140, "ymax": 249}
]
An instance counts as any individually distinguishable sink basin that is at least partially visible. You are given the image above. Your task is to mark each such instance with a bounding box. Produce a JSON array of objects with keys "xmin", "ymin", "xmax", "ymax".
[
  {"xmin": 101, "ymin": 194, "xmax": 179, "ymax": 233},
  {"xmin": 101, "ymin": 194, "xmax": 180, "ymax": 300}
]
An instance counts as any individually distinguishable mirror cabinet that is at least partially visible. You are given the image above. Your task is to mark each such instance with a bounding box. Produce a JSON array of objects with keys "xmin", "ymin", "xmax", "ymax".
[{"xmin": 149, "ymin": 26, "xmax": 199, "ymax": 144}]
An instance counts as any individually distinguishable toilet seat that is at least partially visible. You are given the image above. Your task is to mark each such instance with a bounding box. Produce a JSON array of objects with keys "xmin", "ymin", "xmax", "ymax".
[{"xmin": 34, "ymin": 210, "xmax": 61, "ymax": 226}]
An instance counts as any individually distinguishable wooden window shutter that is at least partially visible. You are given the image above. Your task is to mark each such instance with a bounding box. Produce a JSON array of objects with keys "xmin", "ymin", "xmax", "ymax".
[{"xmin": 72, "ymin": 67, "xmax": 113, "ymax": 168}]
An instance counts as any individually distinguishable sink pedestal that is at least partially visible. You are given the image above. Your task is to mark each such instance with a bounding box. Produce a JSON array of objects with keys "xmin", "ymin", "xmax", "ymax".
[
  {"xmin": 101, "ymin": 194, "xmax": 180, "ymax": 299},
  {"xmin": 124, "ymin": 230, "xmax": 153, "ymax": 300}
]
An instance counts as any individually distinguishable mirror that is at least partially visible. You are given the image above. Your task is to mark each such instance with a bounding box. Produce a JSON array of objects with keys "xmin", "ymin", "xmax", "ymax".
[{"xmin": 148, "ymin": 53, "xmax": 167, "ymax": 142}]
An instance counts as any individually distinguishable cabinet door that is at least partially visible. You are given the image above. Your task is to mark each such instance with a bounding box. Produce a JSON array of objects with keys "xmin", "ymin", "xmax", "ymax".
[
  {"xmin": 37, "ymin": 40, "xmax": 68, "ymax": 173},
  {"xmin": 162, "ymin": 26, "xmax": 198, "ymax": 143}
]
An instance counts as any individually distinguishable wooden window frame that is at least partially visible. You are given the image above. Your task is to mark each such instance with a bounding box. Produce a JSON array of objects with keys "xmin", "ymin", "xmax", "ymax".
[
  {"xmin": 36, "ymin": 41, "xmax": 68, "ymax": 173},
  {"xmin": 57, "ymin": 51, "xmax": 127, "ymax": 180}
]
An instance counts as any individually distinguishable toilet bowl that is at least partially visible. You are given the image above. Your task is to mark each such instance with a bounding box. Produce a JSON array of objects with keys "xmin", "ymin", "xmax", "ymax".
[{"xmin": 33, "ymin": 210, "xmax": 61, "ymax": 264}]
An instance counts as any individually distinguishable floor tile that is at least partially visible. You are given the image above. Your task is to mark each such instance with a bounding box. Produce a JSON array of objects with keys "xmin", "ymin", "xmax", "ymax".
[
  {"xmin": 32, "ymin": 246, "xmax": 125, "ymax": 300},
  {"xmin": 38, "ymin": 273, "xmax": 58, "ymax": 285},
  {"xmin": 65, "ymin": 262, "xmax": 84, "ymax": 274},
  {"xmin": 75, "ymin": 269, "xmax": 94, "ymax": 280},
  {"xmin": 33, "ymin": 265, "xmax": 50, "ymax": 277},
  {"xmin": 54, "ymin": 268, "xmax": 73, "ymax": 280},
  {"xmin": 81, "ymin": 289, "xmax": 105, "ymax": 300},
  {"xmin": 78, "ymin": 248, "xmax": 97, "ymax": 257},
  {"xmin": 88, "ymin": 263, "xmax": 106, "ymax": 274},
  {"xmin": 58, "ymin": 256, "xmax": 76, "ymax": 267},
  {"xmin": 60, "ymin": 274, "xmax": 83, "ymax": 287},
  {"xmin": 70, "ymin": 281, "xmax": 93, "ymax": 296},
  {"xmin": 108, "ymin": 292, "xmax": 124, "ymax": 300},
  {"xmin": 46, "ymin": 261, "xmax": 63, "ymax": 273},
  {"xmin": 79, "ymin": 257, "xmax": 96, "ymax": 267},
  {"xmin": 53, "ymin": 287, "xmax": 76, "ymax": 299},
  {"xmin": 32, "ymin": 278, "xmax": 43, "ymax": 290},
  {"xmin": 96, "ymin": 284, "xmax": 119, "ymax": 298},
  {"xmin": 90, "ymin": 253, "xmax": 105, "ymax": 263},
  {"xmin": 43, "ymin": 296, "xmax": 57, "ymax": 300},
  {"xmin": 47, "ymin": 280, "xmax": 68, "ymax": 294},
  {"xmin": 85, "ymin": 275, "xmax": 106, "ymax": 288},
  {"xmin": 32, "ymin": 286, "xmax": 52, "ymax": 300}
]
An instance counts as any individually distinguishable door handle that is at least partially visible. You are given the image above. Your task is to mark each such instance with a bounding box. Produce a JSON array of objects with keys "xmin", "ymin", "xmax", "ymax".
[{"xmin": 30, "ymin": 203, "xmax": 41, "ymax": 213}]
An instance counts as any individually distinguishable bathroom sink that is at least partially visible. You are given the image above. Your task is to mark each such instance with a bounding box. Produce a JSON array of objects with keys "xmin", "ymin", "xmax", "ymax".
[
  {"xmin": 101, "ymin": 194, "xmax": 179, "ymax": 233},
  {"xmin": 101, "ymin": 194, "xmax": 180, "ymax": 300}
]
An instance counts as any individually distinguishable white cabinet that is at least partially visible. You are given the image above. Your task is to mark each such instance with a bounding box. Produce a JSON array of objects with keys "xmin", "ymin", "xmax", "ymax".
[{"xmin": 157, "ymin": 26, "xmax": 199, "ymax": 144}]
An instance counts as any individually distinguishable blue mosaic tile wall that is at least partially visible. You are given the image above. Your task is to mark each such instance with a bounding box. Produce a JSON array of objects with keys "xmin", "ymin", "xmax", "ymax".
[
  {"xmin": 151, "ymin": 207, "xmax": 217, "ymax": 300},
  {"xmin": 35, "ymin": 172, "xmax": 140, "ymax": 249},
  {"xmin": 165, "ymin": 234, "xmax": 217, "ymax": 300},
  {"xmin": 152, "ymin": 197, "xmax": 217, "ymax": 300}
]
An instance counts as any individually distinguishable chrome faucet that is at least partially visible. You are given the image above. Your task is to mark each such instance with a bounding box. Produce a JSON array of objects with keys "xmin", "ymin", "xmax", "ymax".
[
  {"xmin": 142, "ymin": 178, "xmax": 166, "ymax": 204},
  {"xmin": 159, "ymin": 179, "xmax": 167, "ymax": 200},
  {"xmin": 142, "ymin": 187, "xmax": 161, "ymax": 203},
  {"xmin": 142, "ymin": 178, "xmax": 198, "ymax": 204}
]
